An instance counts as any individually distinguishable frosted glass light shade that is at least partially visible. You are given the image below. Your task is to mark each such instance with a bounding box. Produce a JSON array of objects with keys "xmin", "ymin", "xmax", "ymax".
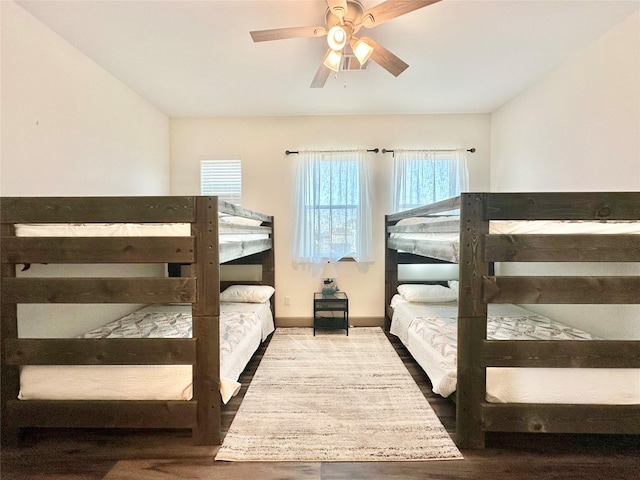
[
  {"xmin": 353, "ymin": 39, "xmax": 374, "ymax": 65},
  {"xmin": 327, "ymin": 25, "xmax": 347, "ymax": 51},
  {"xmin": 323, "ymin": 49, "xmax": 342, "ymax": 72}
]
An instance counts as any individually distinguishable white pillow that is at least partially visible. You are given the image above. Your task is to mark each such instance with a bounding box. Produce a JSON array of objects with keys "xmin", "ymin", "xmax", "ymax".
[
  {"xmin": 397, "ymin": 284, "xmax": 457, "ymax": 303},
  {"xmin": 390, "ymin": 294, "xmax": 407, "ymax": 309},
  {"xmin": 220, "ymin": 285, "xmax": 275, "ymax": 303},
  {"xmin": 448, "ymin": 280, "xmax": 459, "ymax": 291}
]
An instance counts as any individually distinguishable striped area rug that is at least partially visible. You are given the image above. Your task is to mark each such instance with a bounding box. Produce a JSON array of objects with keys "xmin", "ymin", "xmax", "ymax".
[{"xmin": 215, "ymin": 327, "xmax": 462, "ymax": 462}]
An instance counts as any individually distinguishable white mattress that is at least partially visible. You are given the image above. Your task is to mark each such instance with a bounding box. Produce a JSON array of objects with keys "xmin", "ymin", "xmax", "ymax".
[
  {"xmin": 19, "ymin": 302, "xmax": 275, "ymax": 404},
  {"xmin": 390, "ymin": 217, "xmax": 460, "ymax": 262},
  {"xmin": 390, "ymin": 296, "xmax": 640, "ymax": 404},
  {"xmin": 490, "ymin": 219, "xmax": 640, "ymax": 235},
  {"xmin": 390, "ymin": 217, "xmax": 640, "ymax": 263},
  {"xmin": 14, "ymin": 221, "xmax": 268, "ymax": 243}
]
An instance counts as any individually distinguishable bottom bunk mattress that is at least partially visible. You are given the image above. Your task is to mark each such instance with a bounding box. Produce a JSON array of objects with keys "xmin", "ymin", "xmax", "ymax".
[
  {"xmin": 390, "ymin": 296, "xmax": 640, "ymax": 404},
  {"xmin": 18, "ymin": 302, "xmax": 275, "ymax": 404}
]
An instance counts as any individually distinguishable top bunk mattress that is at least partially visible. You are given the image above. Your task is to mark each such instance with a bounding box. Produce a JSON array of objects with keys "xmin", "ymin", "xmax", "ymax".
[
  {"xmin": 389, "ymin": 217, "xmax": 640, "ymax": 262},
  {"xmin": 13, "ymin": 216, "xmax": 269, "ymax": 243}
]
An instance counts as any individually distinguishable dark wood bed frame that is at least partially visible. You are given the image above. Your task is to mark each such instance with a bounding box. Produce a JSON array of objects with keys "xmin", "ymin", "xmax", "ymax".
[
  {"xmin": 385, "ymin": 192, "xmax": 640, "ymax": 448},
  {"xmin": 0, "ymin": 196, "xmax": 274, "ymax": 446}
]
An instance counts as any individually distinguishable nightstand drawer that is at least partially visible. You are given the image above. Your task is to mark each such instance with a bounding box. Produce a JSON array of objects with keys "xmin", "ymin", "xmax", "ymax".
[
  {"xmin": 314, "ymin": 316, "xmax": 346, "ymax": 330},
  {"xmin": 315, "ymin": 300, "xmax": 345, "ymax": 310}
]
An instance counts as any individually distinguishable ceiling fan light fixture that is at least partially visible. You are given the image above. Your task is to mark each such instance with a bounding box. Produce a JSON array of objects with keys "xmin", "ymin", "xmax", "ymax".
[
  {"xmin": 353, "ymin": 38, "xmax": 374, "ymax": 65},
  {"xmin": 327, "ymin": 25, "xmax": 347, "ymax": 51},
  {"xmin": 323, "ymin": 49, "xmax": 343, "ymax": 72},
  {"xmin": 250, "ymin": 0, "xmax": 441, "ymax": 88}
]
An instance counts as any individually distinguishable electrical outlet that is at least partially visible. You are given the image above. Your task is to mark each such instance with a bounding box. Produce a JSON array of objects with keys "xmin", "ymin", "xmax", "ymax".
[{"xmin": 284, "ymin": 296, "xmax": 291, "ymax": 306}]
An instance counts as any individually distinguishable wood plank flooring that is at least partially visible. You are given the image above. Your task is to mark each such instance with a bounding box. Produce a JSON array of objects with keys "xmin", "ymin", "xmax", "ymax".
[{"xmin": 1, "ymin": 331, "xmax": 638, "ymax": 480}]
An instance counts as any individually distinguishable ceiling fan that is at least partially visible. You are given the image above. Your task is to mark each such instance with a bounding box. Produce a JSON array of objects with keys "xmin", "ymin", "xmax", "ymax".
[{"xmin": 250, "ymin": 0, "xmax": 441, "ymax": 88}]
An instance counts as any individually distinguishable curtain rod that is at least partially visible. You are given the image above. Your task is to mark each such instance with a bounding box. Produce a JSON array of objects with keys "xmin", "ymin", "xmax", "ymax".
[
  {"xmin": 381, "ymin": 148, "xmax": 476, "ymax": 154},
  {"xmin": 285, "ymin": 148, "xmax": 379, "ymax": 155}
]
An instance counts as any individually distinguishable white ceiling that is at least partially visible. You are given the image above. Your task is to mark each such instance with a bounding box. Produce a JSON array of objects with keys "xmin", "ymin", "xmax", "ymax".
[{"xmin": 15, "ymin": 0, "xmax": 640, "ymax": 117}]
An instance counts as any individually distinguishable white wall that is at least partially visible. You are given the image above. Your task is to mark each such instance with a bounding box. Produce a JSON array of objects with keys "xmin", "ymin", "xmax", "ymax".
[
  {"xmin": 491, "ymin": 11, "xmax": 639, "ymax": 192},
  {"xmin": 171, "ymin": 114, "xmax": 491, "ymax": 324},
  {"xmin": 1, "ymin": 1, "xmax": 171, "ymax": 337},
  {"xmin": 1, "ymin": 1, "xmax": 170, "ymax": 196},
  {"xmin": 490, "ymin": 11, "xmax": 640, "ymax": 339}
]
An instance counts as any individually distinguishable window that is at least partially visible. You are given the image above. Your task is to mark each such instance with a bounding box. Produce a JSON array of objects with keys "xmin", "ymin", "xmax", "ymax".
[
  {"xmin": 200, "ymin": 159, "xmax": 242, "ymax": 204},
  {"xmin": 293, "ymin": 150, "xmax": 373, "ymax": 263},
  {"xmin": 392, "ymin": 150, "xmax": 469, "ymax": 212}
]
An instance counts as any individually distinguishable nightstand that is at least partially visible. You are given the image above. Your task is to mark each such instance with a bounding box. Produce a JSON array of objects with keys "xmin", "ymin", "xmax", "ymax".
[{"xmin": 313, "ymin": 291, "xmax": 348, "ymax": 336}]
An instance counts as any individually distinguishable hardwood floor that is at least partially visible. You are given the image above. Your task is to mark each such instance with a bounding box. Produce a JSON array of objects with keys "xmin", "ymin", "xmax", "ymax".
[{"xmin": 2, "ymin": 331, "xmax": 638, "ymax": 480}]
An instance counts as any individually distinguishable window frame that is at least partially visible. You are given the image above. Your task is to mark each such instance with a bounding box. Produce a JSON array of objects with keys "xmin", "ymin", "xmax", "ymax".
[
  {"xmin": 293, "ymin": 150, "xmax": 373, "ymax": 264},
  {"xmin": 200, "ymin": 158, "xmax": 242, "ymax": 205}
]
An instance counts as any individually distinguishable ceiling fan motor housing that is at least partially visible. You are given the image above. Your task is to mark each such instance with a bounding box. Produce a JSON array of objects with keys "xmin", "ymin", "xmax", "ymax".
[{"xmin": 326, "ymin": 0, "xmax": 365, "ymax": 32}]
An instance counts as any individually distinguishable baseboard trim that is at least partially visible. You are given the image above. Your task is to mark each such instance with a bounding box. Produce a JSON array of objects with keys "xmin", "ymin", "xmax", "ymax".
[{"xmin": 275, "ymin": 317, "xmax": 385, "ymax": 328}]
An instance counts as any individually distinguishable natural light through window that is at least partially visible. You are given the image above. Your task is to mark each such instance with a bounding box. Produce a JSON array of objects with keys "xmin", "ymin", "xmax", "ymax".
[
  {"xmin": 293, "ymin": 150, "xmax": 373, "ymax": 264},
  {"xmin": 200, "ymin": 159, "xmax": 242, "ymax": 204},
  {"xmin": 392, "ymin": 150, "xmax": 469, "ymax": 213}
]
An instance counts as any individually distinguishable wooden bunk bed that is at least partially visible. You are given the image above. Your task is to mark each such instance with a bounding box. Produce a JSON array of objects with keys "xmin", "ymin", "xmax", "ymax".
[
  {"xmin": 385, "ymin": 192, "xmax": 640, "ymax": 448},
  {"xmin": 1, "ymin": 196, "xmax": 274, "ymax": 446}
]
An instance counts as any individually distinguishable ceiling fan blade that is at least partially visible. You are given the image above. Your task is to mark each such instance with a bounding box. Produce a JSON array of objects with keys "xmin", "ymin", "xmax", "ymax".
[
  {"xmin": 311, "ymin": 59, "xmax": 332, "ymax": 88},
  {"xmin": 328, "ymin": 0, "xmax": 349, "ymax": 23},
  {"xmin": 360, "ymin": 36, "xmax": 408, "ymax": 77},
  {"xmin": 250, "ymin": 26, "xmax": 327, "ymax": 43},
  {"xmin": 360, "ymin": 0, "xmax": 441, "ymax": 28}
]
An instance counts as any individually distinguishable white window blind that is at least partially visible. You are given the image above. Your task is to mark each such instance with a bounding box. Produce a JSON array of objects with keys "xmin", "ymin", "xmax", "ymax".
[{"xmin": 200, "ymin": 159, "xmax": 242, "ymax": 204}]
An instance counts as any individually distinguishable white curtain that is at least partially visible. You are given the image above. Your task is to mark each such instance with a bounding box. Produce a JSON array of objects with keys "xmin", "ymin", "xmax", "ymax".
[
  {"xmin": 392, "ymin": 149, "xmax": 469, "ymax": 213},
  {"xmin": 293, "ymin": 149, "xmax": 373, "ymax": 264}
]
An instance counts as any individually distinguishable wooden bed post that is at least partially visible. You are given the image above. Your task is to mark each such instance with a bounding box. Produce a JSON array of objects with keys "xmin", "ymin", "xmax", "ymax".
[
  {"xmin": 1, "ymin": 222, "xmax": 20, "ymax": 446},
  {"xmin": 262, "ymin": 217, "xmax": 276, "ymax": 319},
  {"xmin": 456, "ymin": 193, "xmax": 489, "ymax": 449},
  {"xmin": 384, "ymin": 214, "xmax": 398, "ymax": 331},
  {"xmin": 192, "ymin": 196, "xmax": 221, "ymax": 445}
]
